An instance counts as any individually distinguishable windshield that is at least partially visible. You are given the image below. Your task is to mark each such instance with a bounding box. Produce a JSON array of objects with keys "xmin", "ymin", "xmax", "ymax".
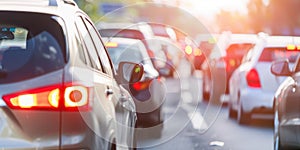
[
  {"xmin": 0, "ymin": 12, "xmax": 65, "ymax": 83},
  {"xmin": 106, "ymin": 43, "xmax": 145, "ymax": 69},
  {"xmin": 259, "ymin": 47, "xmax": 300, "ymax": 62}
]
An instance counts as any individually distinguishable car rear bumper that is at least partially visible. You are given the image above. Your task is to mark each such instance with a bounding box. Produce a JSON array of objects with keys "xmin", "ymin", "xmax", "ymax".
[{"xmin": 240, "ymin": 88, "xmax": 274, "ymax": 113}]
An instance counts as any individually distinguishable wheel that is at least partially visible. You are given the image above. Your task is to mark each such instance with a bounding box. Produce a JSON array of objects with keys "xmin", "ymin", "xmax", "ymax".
[
  {"xmin": 202, "ymin": 80, "xmax": 210, "ymax": 101},
  {"xmin": 152, "ymin": 123, "xmax": 163, "ymax": 138},
  {"xmin": 153, "ymin": 108, "xmax": 163, "ymax": 138},
  {"xmin": 228, "ymin": 103, "xmax": 237, "ymax": 119},
  {"xmin": 237, "ymin": 105, "xmax": 251, "ymax": 125},
  {"xmin": 108, "ymin": 141, "xmax": 116, "ymax": 150}
]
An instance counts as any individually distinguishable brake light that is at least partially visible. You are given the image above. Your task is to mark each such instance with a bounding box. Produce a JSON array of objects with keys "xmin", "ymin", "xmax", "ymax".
[
  {"xmin": 225, "ymin": 59, "xmax": 236, "ymax": 72},
  {"xmin": 287, "ymin": 44, "xmax": 296, "ymax": 50},
  {"xmin": 185, "ymin": 45, "xmax": 193, "ymax": 55},
  {"xmin": 286, "ymin": 44, "xmax": 300, "ymax": 51},
  {"xmin": 64, "ymin": 86, "xmax": 88, "ymax": 109},
  {"xmin": 246, "ymin": 69, "xmax": 261, "ymax": 88},
  {"xmin": 193, "ymin": 48, "xmax": 202, "ymax": 56},
  {"xmin": 132, "ymin": 81, "xmax": 150, "ymax": 91},
  {"xmin": 3, "ymin": 84, "xmax": 90, "ymax": 111}
]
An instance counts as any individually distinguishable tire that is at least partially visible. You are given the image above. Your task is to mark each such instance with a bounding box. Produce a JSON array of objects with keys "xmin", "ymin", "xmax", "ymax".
[
  {"xmin": 202, "ymin": 80, "xmax": 210, "ymax": 101},
  {"xmin": 228, "ymin": 103, "xmax": 237, "ymax": 119},
  {"xmin": 152, "ymin": 123, "xmax": 163, "ymax": 138},
  {"xmin": 238, "ymin": 105, "xmax": 251, "ymax": 125},
  {"xmin": 153, "ymin": 108, "xmax": 163, "ymax": 138},
  {"xmin": 203, "ymin": 91, "xmax": 210, "ymax": 101},
  {"xmin": 108, "ymin": 141, "xmax": 116, "ymax": 150}
]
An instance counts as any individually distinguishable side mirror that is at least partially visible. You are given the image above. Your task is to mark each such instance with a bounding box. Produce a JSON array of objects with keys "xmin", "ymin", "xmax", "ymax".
[
  {"xmin": 271, "ymin": 59, "xmax": 292, "ymax": 76},
  {"xmin": 117, "ymin": 61, "xmax": 144, "ymax": 83}
]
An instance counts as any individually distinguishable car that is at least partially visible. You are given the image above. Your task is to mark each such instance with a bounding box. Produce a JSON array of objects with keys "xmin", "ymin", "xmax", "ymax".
[
  {"xmin": 201, "ymin": 31, "xmax": 258, "ymax": 102},
  {"xmin": 271, "ymin": 50, "xmax": 300, "ymax": 149},
  {"xmin": 228, "ymin": 35, "xmax": 300, "ymax": 125},
  {"xmin": 103, "ymin": 37, "xmax": 165, "ymax": 137},
  {"xmin": 98, "ymin": 22, "xmax": 193, "ymax": 78},
  {"xmin": 0, "ymin": 0, "xmax": 143, "ymax": 149}
]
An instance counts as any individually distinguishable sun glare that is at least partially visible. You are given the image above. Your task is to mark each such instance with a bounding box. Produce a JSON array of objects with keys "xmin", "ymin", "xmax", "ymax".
[{"xmin": 178, "ymin": 0, "xmax": 250, "ymax": 19}]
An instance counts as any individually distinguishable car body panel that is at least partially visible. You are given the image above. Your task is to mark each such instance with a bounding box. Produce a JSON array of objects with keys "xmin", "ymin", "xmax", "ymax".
[{"xmin": 103, "ymin": 37, "xmax": 165, "ymax": 128}]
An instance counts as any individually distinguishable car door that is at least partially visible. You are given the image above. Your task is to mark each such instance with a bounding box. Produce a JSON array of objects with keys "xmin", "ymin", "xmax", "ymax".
[
  {"xmin": 61, "ymin": 15, "xmax": 117, "ymax": 148},
  {"xmin": 81, "ymin": 16, "xmax": 136, "ymax": 148}
]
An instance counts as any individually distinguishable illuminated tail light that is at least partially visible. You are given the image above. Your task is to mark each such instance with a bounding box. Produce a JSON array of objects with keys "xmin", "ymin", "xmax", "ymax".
[
  {"xmin": 193, "ymin": 48, "xmax": 202, "ymax": 56},
  {"xmin": 246, "ymin": 69, "xmax": 261, "ymax": 88},
  {"xmin": 3, "ymin": 84, "xmax": 90, "ymax": 111},
  {"xmin": 132, "ymin": 80, "xmax": 151, "ymax": 91},
  {"xmin": 225, "ymin": 59, "xmax": 236, "ymax": 72},
  {"xmin": 185, "ymin": 45, "xmax": 193, "ymax": 55}
]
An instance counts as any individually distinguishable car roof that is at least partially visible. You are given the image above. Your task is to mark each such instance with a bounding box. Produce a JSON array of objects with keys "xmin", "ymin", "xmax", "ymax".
[
  {"xmin": 0, "ymin": 0, "xmax": 79, "ymax": 20},
  {"xmin": 102, "ymin": 37, "xmax": 156, "ymax": 69},
  {"xmin": 99, "ymin": 28, "xmax": 146, "ymax": 41},
  {"xmin": 229, "ymin": 34, "xmax": 258, "ymax": 44},
  {"xmin": 263, "ymin": 36, "xmax": 300, "ymax": 47},
  {"xmin": 102, "ymin": 37, "xmax": 146, "ymax": 46}
]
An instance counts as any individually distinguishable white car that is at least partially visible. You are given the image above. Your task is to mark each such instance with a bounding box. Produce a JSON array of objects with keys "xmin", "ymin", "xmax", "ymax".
[
  {"xmin": 229, "ymin": 35, "xmax": 300, "ymax": 124},
  {"xmin": 202, "ymin": 31, "xmax": 258, "ymax": 102}
]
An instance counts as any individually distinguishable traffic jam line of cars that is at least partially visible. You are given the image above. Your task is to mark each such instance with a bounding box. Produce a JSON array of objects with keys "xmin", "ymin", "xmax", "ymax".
[
  {"xmin": 198, "ymin": 31, "xmax": 300, "ymax": 149},
  {"xmin": 3, "ymin": 0, "xmax": 300, "ymax": 150},
  {"xmin": 204, "ymin": 33, "xmax": 300, "ymax": 149}
]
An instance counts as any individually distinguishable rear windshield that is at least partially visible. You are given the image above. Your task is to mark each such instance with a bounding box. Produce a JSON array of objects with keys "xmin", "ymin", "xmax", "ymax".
[
  {"xmin": 226, "ymin": 43, "xmax": 253, "ymax": 58},
  {"xmin": 259, "ymin": 47, "xmax": 300, "ymax": 62},
  {"xmin": 106, "ymin": 44, "xmax": 144, "ymax": 68},
  {"xmin": 0, "ymin": 12, "xmax": 65, "ymax": 83},
  {"xmin": 107, "ymin": 44, "xmax": 151, "ymax": 68}
]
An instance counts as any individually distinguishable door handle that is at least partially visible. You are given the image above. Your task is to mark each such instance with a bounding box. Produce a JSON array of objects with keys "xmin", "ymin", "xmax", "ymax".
[{"xmin": 105, "ymin": 88, "xmax": 113, "ymax": 96}]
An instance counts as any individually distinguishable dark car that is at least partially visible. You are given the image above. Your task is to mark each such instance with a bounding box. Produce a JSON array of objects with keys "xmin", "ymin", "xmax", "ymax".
[
  {"xmin": 103, "ymin": 37, "xmax": 165, "ymax": 138},
  {"xmin": 271, "ymin": 56, "xmax": 300, "ymax": 150},
  {"xmin": 99, "ymin": 25, "xmax": 177, "ymax": 78},
  {"xmin": 0, "ymin": 0, "xmax": 143, "ymax": 149}
]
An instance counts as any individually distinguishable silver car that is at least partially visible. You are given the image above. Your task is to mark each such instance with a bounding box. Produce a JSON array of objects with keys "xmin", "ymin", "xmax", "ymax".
[{"xmin": 0, "ymin": 0, "xmax": 143, "ymax": 149}]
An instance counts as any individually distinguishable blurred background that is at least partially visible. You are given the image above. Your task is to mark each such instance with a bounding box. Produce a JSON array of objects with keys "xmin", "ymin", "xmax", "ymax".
[{"xmin": 75, "ymin": 0, "xmax": 300, "ymax": 36}]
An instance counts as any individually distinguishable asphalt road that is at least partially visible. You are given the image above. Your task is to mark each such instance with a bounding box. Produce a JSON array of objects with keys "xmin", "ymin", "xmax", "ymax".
[{"xmin": 136, "ymin": 76, "xmax": 273, "ymax": 150}]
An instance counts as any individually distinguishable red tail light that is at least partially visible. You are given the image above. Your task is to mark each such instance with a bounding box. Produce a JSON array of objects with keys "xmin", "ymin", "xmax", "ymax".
[
  {"xmin": 246, "ymin": 69, "xmax": 261, "ymax": 88},
  {"xmin": 132, "ymin": 80, "xmax": 151, "ymax": 91},
  {"xmin": 3, "ymin": 83, "xmax": 90, "ymax": 111},
  {"xmin": 225, "ymin": 59, "xmax": 236, "ymax": 72}
]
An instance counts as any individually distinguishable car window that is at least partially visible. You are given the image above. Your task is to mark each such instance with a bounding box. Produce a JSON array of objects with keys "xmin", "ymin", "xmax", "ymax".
[
  {"xmin": 242, "ymin": 47, "xmax": 255, "ymax": 63},
  {"xmin": 226, "ymin": 43, "xmax": 253, "ymax": 58},
  {"xmin": 75, "ymin": 16, "xmax": 102, "ymax": 71},
  {"xmin": 74, "ymin": 27, "xmax": 91, "ymax": 66},
  {"xmin": 0, "ymin": 12, "xmax": 65, "ymax": 83},
  {"xmin": 259, "ymin": 47, "xmax": 300, "ymax": 62},
  {"xmin": 107, "ymin": 44, "xmax": 143, "ymax": 68},
  {"xmin": 83, "ymin": 18, "xmax": 114, "ymax": 76}
]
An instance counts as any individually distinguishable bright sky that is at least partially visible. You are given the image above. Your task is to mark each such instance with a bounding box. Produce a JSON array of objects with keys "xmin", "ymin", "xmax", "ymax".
[
  {"xmin": 153, "ymin": 0, "xmax": 251, "ymax": 19},
  {"xmin": 181, "ymin": 0, "xmax": 250, "ymax": 18}
]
